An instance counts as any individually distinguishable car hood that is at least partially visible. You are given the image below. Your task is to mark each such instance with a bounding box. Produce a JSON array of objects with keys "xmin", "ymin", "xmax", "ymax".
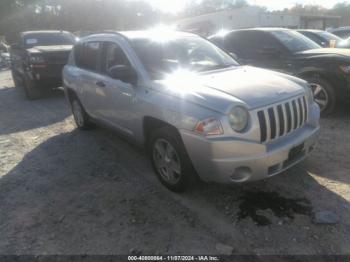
[
  {"xmin": 296, "ymin": 48, "xmax": 350, "ymax": 57},
  {"xmin": 28, "ymin": 45, "xmax": 73, "ymax": 53},
  {"xmin": 153, "ymin": 66, "xmax": 306, "ymax": 113}
]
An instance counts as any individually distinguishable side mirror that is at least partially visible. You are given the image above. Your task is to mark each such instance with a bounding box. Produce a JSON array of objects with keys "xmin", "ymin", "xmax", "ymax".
[
  {"xmin": 108, "ymin": 65, "xmax": 138, "ymax": 85},
  {"xmin": 260, "ymin": 47, "xmax": 280, "ymax": 58}
]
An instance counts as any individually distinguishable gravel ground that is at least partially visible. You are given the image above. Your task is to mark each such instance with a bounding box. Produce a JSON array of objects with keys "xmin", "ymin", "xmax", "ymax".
[{"xmin": 0, "ymin": 70, "xmax": 349, "ymax": 255}]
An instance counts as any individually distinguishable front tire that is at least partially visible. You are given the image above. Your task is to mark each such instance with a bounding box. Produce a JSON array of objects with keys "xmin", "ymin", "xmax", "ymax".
[
  {"xmin": 305, "ymin": 77, "xmax": 336, "ymax": 115},
  {"xmin": 71, "ymin": 98, "xmax": 92, "ymax": 130},
  {"xmin": 11, "ymin": 69, "xmax": 22, "ymax": 88},
  {"xmin": 149, "ymin": 127, "xmax": 195, "ymax": 192}
]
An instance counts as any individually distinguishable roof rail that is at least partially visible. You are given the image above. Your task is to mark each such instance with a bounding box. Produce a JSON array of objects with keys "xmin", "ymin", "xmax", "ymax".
[{"xmin": 83, "ymin": 30, "xmax": 128, "ymax": 40}]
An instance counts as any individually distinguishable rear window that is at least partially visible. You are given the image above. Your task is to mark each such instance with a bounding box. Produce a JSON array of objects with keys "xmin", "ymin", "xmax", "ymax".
[{"xmin": 24, "ymin": 32, "xmax": 76, "ymax": 48}]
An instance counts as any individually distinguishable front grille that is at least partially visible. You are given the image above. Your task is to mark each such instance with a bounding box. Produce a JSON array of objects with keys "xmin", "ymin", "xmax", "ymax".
[{"xmin": 257, "ymin": 95, "xmax": 308, "ymax": 143}]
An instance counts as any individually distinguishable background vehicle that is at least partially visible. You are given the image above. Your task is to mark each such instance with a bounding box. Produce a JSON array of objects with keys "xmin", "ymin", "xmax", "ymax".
[
  {"xmin": 63, "ymin": 31, "xmax": 319, "ymax": 192},
  {"xmin": 0, "ymin": 52, "xmax": 10, "ymax": 70},
  {"xmin": 0, "ymin": 40, "xmax": 10, "ymax": 69},
  {"xmin": 337, "ymin": 37, "xmax": 350, "ymax": 48},
  {"xmin": 10, "ymin": 30, "xmax": 76, "ymax": 99},
  {"xmin": 297, "ymin": 29, "xmax": 344, "ymax": 48},
  {"xmin": 329, "ymin": 26, "xmax": 350, "ymax": 39},
  {"xmin": 209, "ymin": 28, "xmax": 350, "ymax": 114}
]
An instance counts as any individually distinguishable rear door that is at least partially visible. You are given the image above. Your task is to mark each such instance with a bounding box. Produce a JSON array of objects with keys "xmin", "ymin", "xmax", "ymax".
[{"xmin": 75, "ymin": 41, "xmax": 106, "ymax": 119}]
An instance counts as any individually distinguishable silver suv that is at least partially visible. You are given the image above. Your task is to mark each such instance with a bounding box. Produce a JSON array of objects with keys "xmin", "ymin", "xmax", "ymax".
[{"xmin": 63, "ymin": 31, "xmax": 320, "ymax": 192}]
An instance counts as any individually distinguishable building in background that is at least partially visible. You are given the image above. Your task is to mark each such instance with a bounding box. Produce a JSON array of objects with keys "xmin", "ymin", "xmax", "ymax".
[{"xmin": 177, "ymin": 6, "xmax": 340, "ymax": 36}]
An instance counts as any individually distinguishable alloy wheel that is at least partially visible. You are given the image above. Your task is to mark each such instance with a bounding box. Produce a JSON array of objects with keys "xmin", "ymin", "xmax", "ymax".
[
  {"xmin": 153, "ymin": 138, "xmax": 182, "ymax": 185},
  {"xmin": 310, "ymin": 83, "xmax": 329, "ymax": 112}
]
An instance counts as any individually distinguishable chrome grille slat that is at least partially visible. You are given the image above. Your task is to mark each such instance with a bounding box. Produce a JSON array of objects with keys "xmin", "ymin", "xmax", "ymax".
[
  {"xmin": 281, "ymin": 103, "xmax": 288, "ymax": 136},
  {"xmin": 298, "ymin": 98, "xmax": 304, "ymax": 126},
  {"xmin": 295, "ymin": 99, "xmax": 301, "ymax": 129},
  {"xmin": 257, "ymin": 95, "xmax": 308, "ymax": 143},
  {"xmin": 289, "ymin": 101, "xmax": 295, "ymax": 131},
  {"xmin": 273, "ymin": 106, "xmax": 280, "ymax": 138},
  {"xmin": 302, "ymin": 96, "xmax": 308, "ymax": 122},
  {"xmin": 264, "ymin": 110, "xmax": 271, "ymax": 142}
]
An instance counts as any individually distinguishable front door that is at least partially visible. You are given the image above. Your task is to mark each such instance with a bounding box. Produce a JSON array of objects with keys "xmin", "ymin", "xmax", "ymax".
[{"xmin": 98, "ymin": 41, "xmax": 137, "ymax": 136}]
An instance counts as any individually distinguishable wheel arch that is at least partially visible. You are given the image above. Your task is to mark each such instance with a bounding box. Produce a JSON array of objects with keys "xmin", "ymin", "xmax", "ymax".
[
  {"xmin": 143, "ymin": 116, "xmax": 182, "ymax": 148},
  {"xmin": 65, "ymin": 87, "xmax": 78, "ymax": 103},
  {"xmin": 297, "ymin": 69, "xmax": 343, "ymax": 95}
]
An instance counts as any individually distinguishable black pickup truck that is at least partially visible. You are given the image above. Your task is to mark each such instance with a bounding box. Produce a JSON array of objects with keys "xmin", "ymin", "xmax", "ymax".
[{"xmin": 10, "ymin": 30, "xmax": 76, "ymax": 99}]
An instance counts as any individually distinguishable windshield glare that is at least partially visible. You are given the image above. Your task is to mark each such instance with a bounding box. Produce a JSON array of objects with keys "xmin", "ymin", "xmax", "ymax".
[
  {"xmin": 24, "ymin": 33, "xmax": 76, "ymax": 48},
  {"xmin": 131, "ymin": 36, "xmax": 239, "ymax": 80},
  {"xmin": 271, "ymin": 30, "xmax": 321, "ymax": 52}
]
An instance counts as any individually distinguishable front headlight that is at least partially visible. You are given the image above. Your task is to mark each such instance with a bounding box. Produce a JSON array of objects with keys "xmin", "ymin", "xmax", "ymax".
[
  {"xmin": 340, "ymin": 65, "xmax": 350, "ymax": 74},
  {"xmin": 29, "ymin": 55, "xmax": 45, "ymax": 64},
  {"xmin": 228, "ymin": 106, "xmax": 249, "ymax": 133}
]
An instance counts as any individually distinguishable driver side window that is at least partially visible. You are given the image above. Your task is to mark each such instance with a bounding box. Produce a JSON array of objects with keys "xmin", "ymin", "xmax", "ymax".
[{"xmin": 102, "ymin": 42, "xmax": 130, "ymax": 74}]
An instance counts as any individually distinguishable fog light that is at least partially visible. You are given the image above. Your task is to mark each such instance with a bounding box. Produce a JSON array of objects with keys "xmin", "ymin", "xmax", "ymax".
[{"xmin": 231, "ymin": 167, "xmax": 252, "ymax": 182}]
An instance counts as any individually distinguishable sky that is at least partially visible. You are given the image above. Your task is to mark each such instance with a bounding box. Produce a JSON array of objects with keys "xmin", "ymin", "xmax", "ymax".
[{"xmin": 147, "ymin": 0, "xmax": 350, "ymax": 13}]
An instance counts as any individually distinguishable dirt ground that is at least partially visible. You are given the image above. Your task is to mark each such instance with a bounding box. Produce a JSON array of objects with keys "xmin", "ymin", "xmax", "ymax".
[{"xmin": 0, "ymin": 70, "xmax": 349, "ymax": 255}]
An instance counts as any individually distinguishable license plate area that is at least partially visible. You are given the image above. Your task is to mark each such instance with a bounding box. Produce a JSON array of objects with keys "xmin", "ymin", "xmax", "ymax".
[{"xmin": 283, "ymin": 143, "xmax": 305, "ymax": 168}]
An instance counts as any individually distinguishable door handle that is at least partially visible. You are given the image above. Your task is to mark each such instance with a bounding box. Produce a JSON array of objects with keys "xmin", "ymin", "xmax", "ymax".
[{"xmin": 95, "ymin": 81, "xmax": 106, "ymax": 87}]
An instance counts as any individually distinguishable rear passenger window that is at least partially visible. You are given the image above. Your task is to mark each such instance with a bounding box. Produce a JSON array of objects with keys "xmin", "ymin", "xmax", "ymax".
[
  {"xmin": 77, "ymin": 42, "xmax": 101, "ymax": 71},
  {"xmin": 102, "ymin": 42, "xmax": 130, "ymax": 74}
]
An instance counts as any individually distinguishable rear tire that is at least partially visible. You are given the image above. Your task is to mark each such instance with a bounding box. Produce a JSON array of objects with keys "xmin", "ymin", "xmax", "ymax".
[
  {"xmin": 23, "ymin": 75, "xmax": 42, "ymax": 100},
  {"xmin": 304, "ymin": 76, "xmax": 336, "ymax": 115},
  {"xmin": 149, "ymin": 126, "xmax": 196, "ymax": 192},
  {"xmin": 70, "ymin": 97, "xmax": 93, "ymax": 130}
]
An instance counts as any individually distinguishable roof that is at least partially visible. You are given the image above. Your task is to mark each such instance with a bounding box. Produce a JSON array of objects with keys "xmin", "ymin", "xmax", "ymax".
[
  {"xmin": 119, "ymin": 30, "xmax": 196, "ymax": 39},
  {"xmin": 82, "ymin": 30, "xmax": 197, "ymax": 41},
  {"xmin": 297, "ymin": 29, "xmax": 324, "ymax": 33},
  {"xmin": 330, "ymin": 26, "xmax": 350, "ymax": 32},
  {"xmin": 21, "ymin": 30, "xmax": 71, "ymax": 36}
]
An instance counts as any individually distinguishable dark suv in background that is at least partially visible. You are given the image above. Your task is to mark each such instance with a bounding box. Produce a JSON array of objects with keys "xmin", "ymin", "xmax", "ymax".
[
  {"xmin": 10, "ymin": 30, "xmax": 76, "ymax": 99},
  {"xmin": 297, "ymin": 29, "xmax": 345, "ymax": 48},
  {"xmin": 209, "ymin": 28, "xmax": 350, "ymax": 114},
  {"xmin": 329, "ymin": 27, "xmax": 350, "ymax": 39}
]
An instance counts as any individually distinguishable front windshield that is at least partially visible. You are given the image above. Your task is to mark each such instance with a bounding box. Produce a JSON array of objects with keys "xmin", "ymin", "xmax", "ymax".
[
  {"xmin": 131, "ymin": 36, "xmax": 239, "ymax": 80},
  {"xmin": 24, "ymin": 33, "xmax": 76, "ymax": 48},
  {"xmin": 271, "ymin": 30, "xmax": 321, "ymax": 53},
  {"xmin": 318, "ymin": 31, "xmax": 342, "ymax": 42}
]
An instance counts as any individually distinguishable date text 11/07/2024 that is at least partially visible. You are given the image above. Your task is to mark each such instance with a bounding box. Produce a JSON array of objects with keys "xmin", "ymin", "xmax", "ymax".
[{"xmin": 127, "ymin": 255, "xmax": 220, "ymax": 261}]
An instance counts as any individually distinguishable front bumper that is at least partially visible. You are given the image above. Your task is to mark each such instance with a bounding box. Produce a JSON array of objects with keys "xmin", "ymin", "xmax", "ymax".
[{"xmin": 180, "ymin": 104, "xmax": 320, "ymax": 184}]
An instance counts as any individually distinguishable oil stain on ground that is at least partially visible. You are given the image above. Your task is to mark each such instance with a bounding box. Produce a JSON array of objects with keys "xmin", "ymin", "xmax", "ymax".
[{"xmin": 237, "ymin": 191, "xmax": 312, "ymax": 226}]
